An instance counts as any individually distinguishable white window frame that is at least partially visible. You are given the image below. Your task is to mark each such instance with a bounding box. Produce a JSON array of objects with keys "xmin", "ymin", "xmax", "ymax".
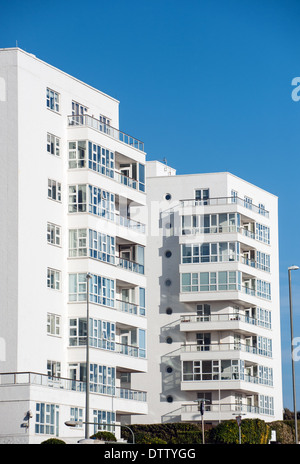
[
  {"xmin": 47, "ymin": 222, "xmax": 61, "ymax": 247},
  {"xmin": 48, "ymin": 179, "xmax": 62, "ymax": 202},
  {"xmin": 46, "ymin": 88, "xmax": 60, "ymax": 113},
  {"xmin": 47, "ymin": 313, "xmax": 61, "ymax": 336},
  {"xmin": 47, "ymin": 268, "xmax": 61, "ymax": 291},
  {"xmin": 47, "ymin": 133, "xmax": 60, "ymax": 157}
]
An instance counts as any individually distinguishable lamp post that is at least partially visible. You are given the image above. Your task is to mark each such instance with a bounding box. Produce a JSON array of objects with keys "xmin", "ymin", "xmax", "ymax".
[
  {"xmin": 194, "ymin": 399, "xmax": 210, "ymax": 444},
  {"xmin": 233, "ymin": 413, "xmax": 246, "ymax": 444},
  {"xmin": 85, "ymin": 273, "xmax": 92, "ymax": 439},
  {"xmin": 65, "ymin": 421, "xmax": 135, "ymax": 444},
  {"xmin": 288, "ymin": 265, "xmax": 299, "ymax": 444}
]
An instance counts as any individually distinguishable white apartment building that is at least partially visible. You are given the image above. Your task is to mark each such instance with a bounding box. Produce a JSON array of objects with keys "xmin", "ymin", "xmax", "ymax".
[
  {"xmin": 0, "ymin": 48, "xmax": 148, "ymax": 444},
  {"xmin": 131, "ymin": 161, "xmax": 283, "ymax": 426}
]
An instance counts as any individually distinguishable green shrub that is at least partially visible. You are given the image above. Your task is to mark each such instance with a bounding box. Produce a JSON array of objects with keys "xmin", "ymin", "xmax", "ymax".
[
  {"xmin": 40, "ymin": 438, "xmax": 66, "ymax": 444},
  {"xmin": 121, "ymin": 422, "xmax": 202, "ymax": 444},
  {"xmin": 90, "ymin": 431, "xmax": 117, "ymax": 442},
  {"xmin": 208, "ymin": 418, "xmax": 270, "ymax": 444}
]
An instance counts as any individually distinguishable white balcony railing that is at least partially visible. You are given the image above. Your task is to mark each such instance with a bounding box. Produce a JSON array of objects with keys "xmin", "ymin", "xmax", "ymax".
[
  {"xmin": 180, "ymin": 196, "xmax": 269, "ymax": 218},
  {"xmin": 0, "ymin": 372, "xmax": 147, "ymax": 402},
  {"xmin": 180, "ymin": 313, "xmax": 271, "ymax": 329},
  {"xmin": 67, "ymin": 114, "xmax": 145, "ymax": 152},
  {"xmin": 181, "ymin": 343, "xmax": 272, "ymax": 358}
]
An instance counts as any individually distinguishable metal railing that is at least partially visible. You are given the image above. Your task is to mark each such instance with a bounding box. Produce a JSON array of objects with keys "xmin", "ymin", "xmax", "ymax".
[
  {"xmin": 67, "ymin": 114, "xmax": 144, "ymax": 152},
  {"xmin": 181, "ymin": 342, "xmax": 272, "ymax": 357},
  {"xmin": 180, "ymin": 313, "xmax": 271, "ymax": 329},
  {"xmin": 116, "ymin": 256, "xmax": 144, "ymax": 274},
  {"xmin": 181, "ymin": 403, "xmax": 273, "ymax": 416},
  {"xmin": 115, "ymin": 213, "xmax": 146, "ymax": 234},
  {"xmin": 0, "ymin": 372, "xmax": 147, "ymax": 402},
  {"xmin": 180, "ymin": 196, "xmax": 269, "ymax": 218}
]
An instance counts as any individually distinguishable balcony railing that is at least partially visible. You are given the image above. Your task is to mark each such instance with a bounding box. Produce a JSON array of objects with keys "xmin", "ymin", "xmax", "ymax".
[
  {"xmin": 180, "ymin": 313, "xmax": 271, "ymax": 329},
  {"xmin": 115, "ymin": 214, "xmax": 146, "ymax": 234},
  {"xmin": 0, "ymin": 372, "xmax": 147, "ymax": 402},
  {"xmin": 70, "ymin": 337, "xmax": 146, "ymax": 359},
  {"xmin": 181, "ymin": 342, "xmax": 272, "ymax": 357},
  {"xmin": 180, "ymin": 196, "xmax": 269, "ymax": 218},
  {"xmin": 67, "ymin": 114, "xmax": 144, "ymax": 152},
  {"xmin": 115, "ymin": 299, "xmax": 146, "ymax": 317},
  {"xmin": 116, "ymin": 256, "xmax": 144, "ymax": 274},
  {"xmin": 181, "ymin": 403, "xmax": 273, "ymax": 416}
]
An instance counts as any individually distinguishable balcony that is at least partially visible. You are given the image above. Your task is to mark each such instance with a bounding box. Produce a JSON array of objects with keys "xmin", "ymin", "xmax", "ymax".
[
  {"xmin": 181, "ymin": 402, "xmax": 273, "ymax": 422},
  {"xmin": 67, "ymin": 114, "xmax": 144, "ymax": 152},
  {"xmin": 0, "ymin": 372, "xmax": 147, "ymax": 403},
  {"xmin": 181, "ymin": 342, "xmax": 272, "ymax": 358},
  {"xmin": 180, "ymin": 313, "xmax": 271, "ymax": 331},
  {"xmin": 180, "ymin": 196, "xmax": 269, "ymax": 218}
]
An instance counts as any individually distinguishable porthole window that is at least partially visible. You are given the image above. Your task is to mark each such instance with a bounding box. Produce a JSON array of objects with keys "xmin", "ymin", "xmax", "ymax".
[
  {"xmin": 166, "ymin": 307, "xmax": 173, "ymax": 315},
  {"xmin": 166, "ymin": 337, "xmax": 173, "ymax": 344},
  {"xmin": 165, "ymin": 279, "xmax": 172, "ymax": 287},
  {"xmin": 166, "ymin": 395, "xmax": 173, "ymax": 403},
  {"xmin": 165, "ymin": 193, "xmax": 172, "ymax": 201},
  {"xmin": 165, "ymin": 250, "xmax": 172, "ymax": 258},
  {"xmin": 166, "ymin": 366, "xmax": 173, "ymax": 373}
]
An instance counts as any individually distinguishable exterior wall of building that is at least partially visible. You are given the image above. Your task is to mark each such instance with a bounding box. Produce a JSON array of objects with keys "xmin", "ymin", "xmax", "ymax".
[
  {"xmin": 131, "ymin": 161, "xmax": 282, "ymax": 424},
  {"xmin": 0, "ymin": 48, "xmax": 147, "ymax": 443}
]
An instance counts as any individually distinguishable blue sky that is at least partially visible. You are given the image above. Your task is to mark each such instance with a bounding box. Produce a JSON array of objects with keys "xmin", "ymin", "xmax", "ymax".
[{"xmin": 1, "ymin": 0, "xmax": 300, "ymax": 411}]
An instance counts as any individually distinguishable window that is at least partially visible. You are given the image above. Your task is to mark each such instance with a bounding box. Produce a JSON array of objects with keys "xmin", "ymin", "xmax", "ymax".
[
  {"xmin": 88, "ymin": 141, "xmax": 114, "ymax": 178},
  {"xmin": 47, "ymin": 360, "xmax": 61, "ymax": 378},
  {"xmin": 244, "ymin": 196, "xmax": 253, "ymax": 210},
  {"xmin": 90, "ymin": 364, "xmax": 116, "ymax": 395},
  {"xmin": 47, "ymin": 222, "xmax": 61, "ymax": 246},
  {"xmin": 47, "ymin": 313, "xmax": 61, "ymax": 336},
  {"xmin": 231, "ymin": 190, "xmax": 238, "ymax": 203},
  {"xmin": 259, "ymin": 203, "xmax": 266, "ymax": 216},
  {"xmin": 68, "ymin": 185, "xmax": 86, "ymax": 213},
  {"xmin": 46, "ymin": 88, "xmax": 60, "ymax": 112},
  {"xmin": 48, "ymin": 179, "xmax": 61, "ymax": 202},
  {"xmin": 47, "ymin": 268, "xmax": 61, "ymax": 290},
  {"xmin": 89, "ymin": 230, "xmax": 115, "ymax": 264},
  {"xmin": 99, "ymin": 114, "xmax": 111, "ymax": 134},
  {"xmin": 195, "ymin": 188, "xmax": 209, "ymax": 204},
  {"xmin": 69, "ymin": 317, "xmax": 116, "ymax": 351},
  {"xmin": 181, "ymin": 213, "xmax": 239, "ymax": 235},
  {"xmin": 181, "ymin": 241, "xmax": 239, "ymax": 264},
  {"xmin": 69, "ymin": 229, "xmax": 87, "ymax": 257},
  {"xmin": 35, "ymin": 403, "xmax": 59, "ymax": 435},
  {"xmin": 70, "ymin": 407, "xmax": 83, "ymax": 425},
  {"xmin": 47, "ymin": 133, "xmax": 60, "ymax": 157},
  {"xmin": 69, "ymin": 272, "xmax": 115, "ymax": 307},
  {"xmin": 255, "ymin": 223, "xmax": 270, "ymax": 244},
  {"xmin": 88, "ymin": 185, "xmax": 115, "ymax": 220},
  {"xmin": 181, "ymin": 271, "xmax": 241, "ymax": 293},
  {"xmin": 256, "ymin": 251, "xmax": 270, "ymax": 272},
  {"xmin": 72, "ymin": 100, "xmax": 87, "ymax": 124},
  {"xmin": 68, "ymin": 141, "xmax": 87, "ymax": 168},
  {"xmin": 257, "ymin": 279, "xmax": 271, "ymax": 300},
  {"xmin": 93, "ymin": 409, "xmax": 115, "ymax": 433}
]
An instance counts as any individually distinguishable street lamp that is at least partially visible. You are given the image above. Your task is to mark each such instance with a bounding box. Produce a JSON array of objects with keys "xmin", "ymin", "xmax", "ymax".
[
  {"xmin": 193, "ymin": 399, "xmax": 210, "ymax": 444},
  {"xmin": 233, "ymin": 413, "xmax": 246, "ymax": 444},
  {"xmin": 288, "ymin": 265, "xmax": 299, "ymax": 444},
  {"xmin": 65, "ymin": 421, "xmax": 135, "ymax": 444},
  {"xmin": 85, "ymin": 273, "xmax": 92, "ymax": 439}
]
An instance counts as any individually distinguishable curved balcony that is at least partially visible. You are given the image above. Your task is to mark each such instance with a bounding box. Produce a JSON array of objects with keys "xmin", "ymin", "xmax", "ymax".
[
  {"xmin": 180, "ymin": 196, "xmax": 269, "ymax": 218},
  {"xmin": 180, "ymin": 313, "xmax": 271, "ymax": 333},
  {"xmin": 181, "ymin": 402, "xmax": 273, "ymax": 422},
  {"xmin": 67, "ymin": 114, "xmax": 144, "ymax": 152},
  {"xmin": 180, "ymin": 342, "xmax": 272, "ymax": 359}
]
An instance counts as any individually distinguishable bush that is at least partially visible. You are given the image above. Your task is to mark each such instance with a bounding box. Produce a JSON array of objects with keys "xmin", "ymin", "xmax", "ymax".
[
  {"xmin": 40, "ymin": 438, "xmax": 66, "ymax": 444},
  {"xmin": 90, "ymin": 431, "xmax": 117, "ymax": 442},
  {"xmin": 121, "ymin": 423, "xmax": 202, "ymax": 444},
  {"xmin": 208, "ymin": 418, "xmax": 270, "ymax": 444}
]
